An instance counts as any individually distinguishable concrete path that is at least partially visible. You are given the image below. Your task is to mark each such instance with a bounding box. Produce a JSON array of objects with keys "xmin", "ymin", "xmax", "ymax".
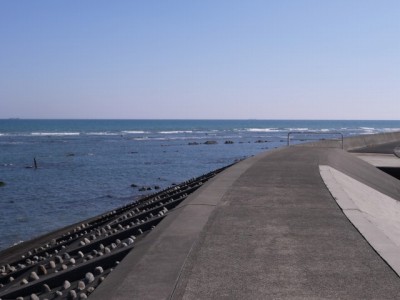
[{"xmin": 94, "ymin": 140, "xmax": 400, "ymax": 299}]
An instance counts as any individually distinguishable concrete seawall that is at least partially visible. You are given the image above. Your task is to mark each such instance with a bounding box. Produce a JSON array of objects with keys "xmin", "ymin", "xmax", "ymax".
[{"xmin": 91, "ymin": 131, "xmax": 400, "ymax": 299}]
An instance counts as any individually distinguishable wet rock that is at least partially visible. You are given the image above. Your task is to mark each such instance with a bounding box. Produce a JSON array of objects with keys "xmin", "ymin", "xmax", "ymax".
[
  {"xmin": 224, "ymin": 140, "xmax": 234, "ymax": 144},
  {"xmin": 204, "ymin": 140, "xmax": 217, "ymax": 145},
  {"xmin": 138, "ymin": 187, "xmax": 146, "ymax": 192},
  {"xmin": 130, "ymin": 183, "xmax": 138, "ymax": 187},
  {"xmin": 154, "ymin": 185, "xmax": 160, "ymax": 190},
  {"xmin": 188, "ymin": 142, "xmax": 199, "ymax": 145}
]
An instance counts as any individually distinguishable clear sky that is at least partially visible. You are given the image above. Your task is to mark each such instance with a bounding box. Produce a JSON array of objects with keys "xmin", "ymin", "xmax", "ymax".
[{"xmin": 0, "ymin": 1, "xmax": 399, "ymax": 119}]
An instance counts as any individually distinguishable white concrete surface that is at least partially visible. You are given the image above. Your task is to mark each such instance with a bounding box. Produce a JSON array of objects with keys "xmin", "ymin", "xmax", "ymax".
[
  {"xmin": 354, "ymin": 153, "xmax": 400, "ymax": 167},
  {"xmin": 320, "ymin": 165, "xmax": 400, "ymax": 276}
]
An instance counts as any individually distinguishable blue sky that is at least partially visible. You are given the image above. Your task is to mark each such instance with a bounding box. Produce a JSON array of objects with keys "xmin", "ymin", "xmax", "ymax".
[{"xmin": 0, "ymin": 1, "xmax": 399, "ymax": 119}]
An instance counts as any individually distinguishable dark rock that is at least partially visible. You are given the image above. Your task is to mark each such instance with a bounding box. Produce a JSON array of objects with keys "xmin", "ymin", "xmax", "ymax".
[
  {"xmin": 0, "ymin": 181, "xmax": 5, "ymax": 187},
  {"xmin": 66, "ymin": 153, "xmax": 75, "ymax": 157},
  {"xmin": 204, "ymin": 140, "xmax": 217, "ymax": 145},
  {"xmin": 154, "ymin": 185, "xmax": 160, "ymax": 190},
  {"xmin": 130, "ymin": 183, "xmax": 138, "ymax": 188},
  {"xmin": 224, "ymin": 141, "xmax": 234, "ymax": 144},
  {"xmin": 188, "ymin": 142, "xmax": 199, "ymax": 145},
  {"xmin": 146, "ymin": 187, "xmax": 152, "ymax": 191},
  {"xmin": 138, "ymin": 187, "xmax": 146, "ymax": 192}
]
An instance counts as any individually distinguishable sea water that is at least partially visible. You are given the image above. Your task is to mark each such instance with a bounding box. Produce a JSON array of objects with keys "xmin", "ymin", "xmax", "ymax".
[{"xmin": 0, "ymin": 119, "xmax": 399, "ymax": 250}]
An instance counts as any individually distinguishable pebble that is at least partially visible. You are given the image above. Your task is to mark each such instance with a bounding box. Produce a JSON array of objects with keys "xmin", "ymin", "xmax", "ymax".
[
  {"xmin": 30, "ymin": 293, "xmax": 40, "ymax": 300},
  {"xmin": 87, "ymin": 287, "xmax": 95, "ymax": 293},
  {"xmin": 70, "ymin": 258, "xmax": 76, "ymax": 265},
  {"xmin": 29, "ymin": 271, "xmax": 39, "ymax": 281},
  {"xmin": 78, "ymin": 251, "xmax": 84, "ymax": 258},
  {"xmin": 49, "ymin": 261, "xmax": 56, "ymax": 269},
  {"xmin": 43, "ymin": 284, "xmax": 51, "ymax": 292},
  {"xmin": 85, "ymin": 272, "xmax": 95, "ymax": 284},
  {"xmin": 63, "ymin": 280, "xmax": 71, "ymax": 290},
  {"xmin": 55, "ymin": 256, "xmax": 63, "ymax": 264},
  {"xmin": 62, "ymin": 264, "xmax": 68, "ymax": 270},
  {"xmin": 38, "ymin": 264, "xmax": 47, "ymax": 275},
  {"xmin": 94, "ymin": 266, "xmax": 104, "ymax": 275},
  {"xmin": 79, "ymin": 293, "xmax": 88, "ymax": 299},
  {"xmin": 68, "ymin": 290, "xmax": 77, "ymax": 299},
  {"xmin": 77, "ymin": 280, "xmax": 85, "ymax": 290},
  {"xmin": 56, "ymin": 290, "xmax": 63, "ymax": 297},
  {"xmin": 83, "ymin": 238, "xmax": 90, "ymax": 244},
  {"xmin": 21, "ymin": 278, "xmax": 29, "ymax": 285}
]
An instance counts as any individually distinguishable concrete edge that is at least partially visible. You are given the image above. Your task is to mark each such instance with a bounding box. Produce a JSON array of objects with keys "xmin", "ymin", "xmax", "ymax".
[
  {"xmin": 91, "ymin": 151, "xmax": 272, "ymax": 299},
  {"xmin": 319, "ymin": 165, "xmax": 400, "ymax": 277}
]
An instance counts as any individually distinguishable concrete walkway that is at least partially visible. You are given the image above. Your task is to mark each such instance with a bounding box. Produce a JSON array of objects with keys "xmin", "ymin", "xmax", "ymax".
[{"xmin": 93, "ymin": 136, "xmax": 400, "ymax": 299}]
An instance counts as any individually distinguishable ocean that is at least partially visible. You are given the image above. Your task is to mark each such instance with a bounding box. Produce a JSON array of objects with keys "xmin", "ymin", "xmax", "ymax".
[{"xmin": 1, "ymin": 119, "xmax": 399, "ymax": 250}]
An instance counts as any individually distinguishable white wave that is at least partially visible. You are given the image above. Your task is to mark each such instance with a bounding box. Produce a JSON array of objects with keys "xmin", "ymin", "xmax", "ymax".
[
  {"xmin": 122, "ymin": 131, "xmax": 148, "ymax": 134},
  {"xmin": 86, "ymin": 132, "xmax": 120, "ymax": 136},
  {"xmin": 245, "ymin": 128, "xmax": 281, "ymax": 132},
  {"xmin": 359, "ymin": 127, "xmax": 375, "ymax": 130},
  {"xmin": 31, "ymin": 132, "xmax": 80, "ymax": 136},
  {"xmin": 159, "ymin": 131, "xmax": 193, "ymax": 134},
  {"xmin": 288, "ymin": 128, "xmax": 309, "ymax": 131},
  {"xmin": 382, "ymin": 128, "xmax": 400, "ymax": 132}
]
